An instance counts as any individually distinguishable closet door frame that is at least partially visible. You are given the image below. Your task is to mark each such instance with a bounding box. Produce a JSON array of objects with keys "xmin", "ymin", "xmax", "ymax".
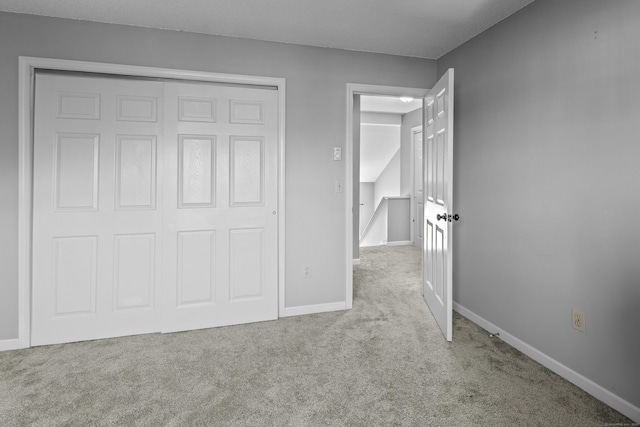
[{"xmin": 17, "ymin": 56, "xmax": 286, "ymax": 349}]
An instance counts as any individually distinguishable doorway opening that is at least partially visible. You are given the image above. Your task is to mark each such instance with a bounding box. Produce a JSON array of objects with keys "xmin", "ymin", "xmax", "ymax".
[
  {"xmin": 344, "ymin": 84, "xmax": 428, "ymax": 309},
  {"xmin": 358, "ymin": 95, "xmax": 422, "ymax": 250}
]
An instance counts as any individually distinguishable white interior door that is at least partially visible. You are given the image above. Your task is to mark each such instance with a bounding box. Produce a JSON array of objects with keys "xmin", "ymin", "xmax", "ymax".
[
  {"xmin": 423, "ymin": 69, "xmax": 454, "ymax": 341},
  {"xmin": 32, "ymin": 73, "xmax": 164, "ymax": 346},
  {"xmin": 413, "ymin": 128, "xmax": 424, "ymax": 249},
  {"xmin": 161, "ymin": 81, "xmax": 279, "ymax": 333}
]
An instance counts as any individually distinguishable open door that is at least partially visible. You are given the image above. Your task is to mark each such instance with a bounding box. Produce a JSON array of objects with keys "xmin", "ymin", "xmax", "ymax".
[{"xmin": 423, "ymin": 69, "xmax": 455, "ymax": 341}]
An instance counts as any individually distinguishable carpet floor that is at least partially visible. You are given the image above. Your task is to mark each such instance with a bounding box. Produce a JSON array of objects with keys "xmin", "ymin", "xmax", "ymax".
[{"xmin": 0, "ymin": 245, "xmax": 633, "ymax": 426}]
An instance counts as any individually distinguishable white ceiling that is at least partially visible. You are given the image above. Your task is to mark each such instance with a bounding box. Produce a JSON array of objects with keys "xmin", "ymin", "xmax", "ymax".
[
  {"xmin": 0, "ymin": 0, "xmax": 535, "ymax": 59},
  {"xmin": 361, "ymin": 95, "xmax": 422, "ymax": 114}
]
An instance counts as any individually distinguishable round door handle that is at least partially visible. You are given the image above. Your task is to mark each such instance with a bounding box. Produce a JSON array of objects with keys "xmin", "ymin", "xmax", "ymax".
[{"xmin": 436, "ymin": 213, "xmax": 460, "ymax": 222}]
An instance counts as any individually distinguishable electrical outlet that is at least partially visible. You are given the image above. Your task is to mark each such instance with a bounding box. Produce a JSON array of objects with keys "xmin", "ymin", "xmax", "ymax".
[
  {"xmin": 335, "ymin": 180, "xmax": 343, "ymax": 193},
  {"xmin": 303, "ymin": 266, "xmax": 311, "ymax": 278},
  {"xmin": 572, "ymin": 309, "xmax": 585, "ymax": 332},
  {"xmin": 333, "ymin": 147, "xmax": 342, "ymax": 161}
]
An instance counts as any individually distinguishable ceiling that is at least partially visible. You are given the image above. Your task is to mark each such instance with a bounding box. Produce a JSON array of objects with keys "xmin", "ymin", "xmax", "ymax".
[
  {"xmin": 0, "ymin": 0, "xmax": 535, "ymax": 59},
  {"xmin": 361, "ymin": 95, "xmax": 422, "ymax": 114}
]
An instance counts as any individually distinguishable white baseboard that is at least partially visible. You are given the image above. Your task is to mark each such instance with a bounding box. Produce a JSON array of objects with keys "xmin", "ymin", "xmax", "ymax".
[
  {"xmin": 282, "ymin": 301, "xmax": 347, "ymax": 318},
  {"xmin": 0, "ymin": 338, "xmax": 21, "ymax": 352},
  {"xmin": 387, "ymin": 240, "xmax": 412, "ymax": 246},
  {"xmin": 453, "ymin": 302, "xmax": 640, "ymax": 424},
  {"xmin": 352, "ymin": 259, "xmax": 361, "ymax": 265}
]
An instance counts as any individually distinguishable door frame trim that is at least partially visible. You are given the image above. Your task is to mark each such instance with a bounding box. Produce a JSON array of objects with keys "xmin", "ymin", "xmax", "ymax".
[
  {"xmin": 345, "ymin": 83, "xmax": 428, "ymax": 309},
  {"xmin": 409, "ymin": 124, "xmax": 423, "ymax": 246},
  {"xmin": 18, "ymin": 56, "xmax": 287, "ymax": 348}
]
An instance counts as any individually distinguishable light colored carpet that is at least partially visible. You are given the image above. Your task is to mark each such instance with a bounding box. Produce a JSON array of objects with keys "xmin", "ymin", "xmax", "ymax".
[{"xmin": 0, "ymin": 245, "xmax": 632, "ymax": 426}]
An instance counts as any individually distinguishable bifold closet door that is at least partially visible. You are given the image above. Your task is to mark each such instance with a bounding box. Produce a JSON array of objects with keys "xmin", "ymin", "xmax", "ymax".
[
  {"xmin": 32, "ymin": 74, "xmax": 164, "ymax": 346},
  {"xmin": 32, "ymin": 73, "xmax": 279, "ymax": 346},
  {"xmin": 161, "ymin": 81, "xmax": 279, "ymax": 333}
]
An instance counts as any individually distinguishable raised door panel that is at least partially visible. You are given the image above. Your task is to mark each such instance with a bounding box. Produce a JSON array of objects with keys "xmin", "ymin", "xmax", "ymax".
[
  {"xmin": 53, "ymin": 236, "xmax": 97, "ymax": 316},
  {"xmin": 57, "ymin": 92, "xmax": 100, "ymax": 120},
  {"xmin": 117, "ymin": 95, "xmax": 157, "ymax": 122},
  {"xmin": 113, "ymin": 233, "xmax": 155, "ymax": 310},
  {"xmin": 115, "ymin": 135, "xmax": 157, "ymax": 210},
  {"xmin": 177, "ymin": 230, "xmax": 217, "ymax": 306},
  {"xmin": 435, "ymin": 226, "xmax": 445, "ymax": 305},
  {"xmin": 55, "ymin": 133, "xmax": 99, "ymax": 211},
  {"xmin": 179, "ymin": 97, "xmax": 217, "ymax": 122},
  {"xmin": 425, "ymin": 221, "xmax": 434, "ymax": 292},
  {"xmin": 230, "ymin": 100, "xmax": 264, "ymax": 124},
  {"xmin": 230, "ymin": 136, "xmax": 264, "ymax": 206},
  {"xmin": 425, "ymin": 134, "xmax": 435, "ymax": 203},
  {"xmin": 229, "ymin": 228, "xmax": 264, "ymax": 301},
  {"xmin": 179, "ymin": 135, "xmax": 216, "ymax": 208},
  {"xmin": 436, "ymin": 130, "xmax": 446, "ymax": 206}
]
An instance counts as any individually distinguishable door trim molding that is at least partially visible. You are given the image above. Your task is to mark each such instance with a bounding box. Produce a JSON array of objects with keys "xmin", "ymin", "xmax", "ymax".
[
  {"xmin": 409, "ymin": 124, "xmax": 423, "ymax": 246},
  {"xmin": 18, "ymin": 56, "xmax": 286, "ymax": 349},
  {"xmin": 345, "ymin": 83, "xmax": 428, "ymax": 309}
]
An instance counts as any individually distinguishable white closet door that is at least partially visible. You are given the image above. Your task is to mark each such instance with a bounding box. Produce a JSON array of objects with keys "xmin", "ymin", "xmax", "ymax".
[
  {"xmin": 32, "ymin": 74, "xmax": 164, "ymax": 346},
  {"xmin": 161, "ymin": 81, "xmax": 279, "ymax": 333}
]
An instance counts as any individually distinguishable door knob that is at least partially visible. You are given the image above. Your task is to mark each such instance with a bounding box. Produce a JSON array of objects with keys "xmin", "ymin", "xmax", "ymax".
[{"xmin": 436, "ymin": 213, "xmax": 460, "ymax": 222}]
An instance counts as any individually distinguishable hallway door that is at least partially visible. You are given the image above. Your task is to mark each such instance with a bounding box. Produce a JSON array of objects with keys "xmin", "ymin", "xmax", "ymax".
[{"xmin": 423, "ymin": 69, "xmax": 454, "ymax": 341}]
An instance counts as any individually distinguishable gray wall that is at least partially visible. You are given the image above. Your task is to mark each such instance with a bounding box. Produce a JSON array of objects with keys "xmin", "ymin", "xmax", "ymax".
[
  {"xmin": 438, "ymin": 0, "xmax": 640, "ymax": 408},
  {"xmin": 359, "ymin": 183, "xmax": 375, "ymax": 237},
  {"xmin": 373, "ymin": 150, "xmax": 401, "ymax": 210},
  {"xmin": 0, "ymin": 12, "xmax": 437, "ymax": 340},
  {"xmin": 387, "ymin": 198, "xmax": 411, "ymax": 243}
]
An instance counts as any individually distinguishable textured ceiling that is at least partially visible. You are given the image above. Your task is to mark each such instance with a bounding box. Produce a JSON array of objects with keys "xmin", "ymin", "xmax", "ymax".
[{"xmin": 0, "ymin": 0, "xmax": 535, "ymax": 59}]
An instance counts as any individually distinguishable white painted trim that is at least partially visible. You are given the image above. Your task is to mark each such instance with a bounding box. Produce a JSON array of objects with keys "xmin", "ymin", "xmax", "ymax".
[
  {"xmin": 346, "ymin": 83, "xmax": 429, "ymax": 312},
  {"xmin": 0, "ymin": 339, "xmax": 21, "ymax": 352},
  {"xmin": 409, "ymin": 124, "xmax": 423, "ymax": 247},
  {"xmin": 282, "ymin": 301, "xmax": 347, "ymax": 318},
  {"xmin": 387, "ymin": 241, "xmax": 412, "ymax": 246},
  {"xmin": 18, "ymin": 56, "xmax": 286, "ymax": 348},
  {"xmin": 18, "ymin": 58, "xmax": 34, "ymax": 349},
  {"xmin": 454, "ymin": 302, "xmax": 640, "ymax": 424},
  {"xmin": 352, "ymin": 259, "xmax": 361, "ymax": 266}
]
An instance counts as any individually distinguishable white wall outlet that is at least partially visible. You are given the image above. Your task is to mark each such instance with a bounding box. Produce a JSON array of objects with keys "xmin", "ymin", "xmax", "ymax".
[
  {"xmin": 572, "ymin": 309, "xmax": 586, "ymax": 332},
  {"xmin": 335, "ymin": 179, "xmax": 343, "ymax": 193},
  {"xmin": 333, "ymin": 147, "xmax": 342, "ymax": 161},
  {"xmin": 303, "ymin": 266, "xmax": 311, "ymax": 278}
]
